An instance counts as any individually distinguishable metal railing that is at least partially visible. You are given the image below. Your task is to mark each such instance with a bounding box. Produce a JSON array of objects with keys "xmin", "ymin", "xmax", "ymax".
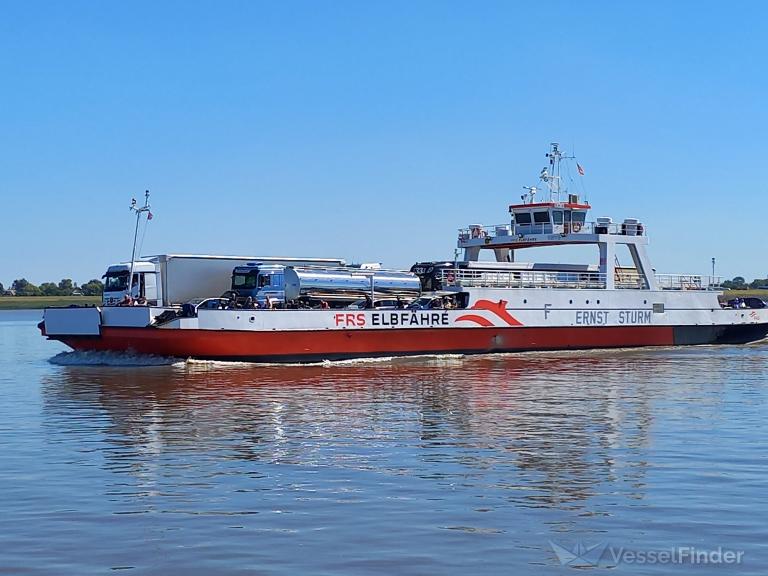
[
  {"xmin": 655, "ymin": 274, "xmax": 722, "ymax": 291},
  {"xmin": 440, "ymin": 269, "xmax": 609, "ymax": 290},
  {"xmin": 439, "ymin": 269, "xmax": 721, "ymax": 291},
  {"xmin": 458, "ymin": 221, "xmax": 646, "ymax": 241}
]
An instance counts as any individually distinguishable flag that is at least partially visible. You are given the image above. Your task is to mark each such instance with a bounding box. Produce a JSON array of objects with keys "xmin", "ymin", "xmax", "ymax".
[
  {"xmin": 147, "ymin": 211, "xmax": 153, "ymax": 220},
  {"xmin": 577, "ymin": 163, "xmax": 585, "ymax": 176}
]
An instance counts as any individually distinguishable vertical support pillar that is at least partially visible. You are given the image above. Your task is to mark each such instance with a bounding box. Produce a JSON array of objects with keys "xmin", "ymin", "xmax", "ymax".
[
  {"xmin": 627, "ymin": 240, "xmax": 659, "ymax": 290},
  {"xmin": 493, "ymin": 248, "xmax": 511, "ymax": 262},
  {"xmin": 463, "ymin": 246, "xmax": 481, "ymax": 261},
  {"xmin": 599, "ymin": 241, "xmax": 615, "ymax": 290}
]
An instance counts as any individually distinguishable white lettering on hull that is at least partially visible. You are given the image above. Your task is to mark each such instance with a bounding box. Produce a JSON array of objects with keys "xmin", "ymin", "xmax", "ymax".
[
  {"xmin": 575, "ymin": 310, "xmax": 610, "ymax": 325},
  {"xmin": 618, "ymin": 310, "xmax": 652, "ymax": 324},
  {"xmin": 575, "ymin": 310, "xmax": 652, "ymax": 326}
]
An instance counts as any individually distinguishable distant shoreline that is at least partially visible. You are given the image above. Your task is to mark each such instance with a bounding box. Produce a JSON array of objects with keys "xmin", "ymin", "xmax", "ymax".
[
  {"xmin": 2, "ymin": 290, "xmax": 765, "ymax": 310},
  {"xmin": 719, "ymin": 289, "xmax": 768, "ymax": 301},
  {"xmin": 0, "ymin": 296, "xmax": 101, "ymax": 310}
]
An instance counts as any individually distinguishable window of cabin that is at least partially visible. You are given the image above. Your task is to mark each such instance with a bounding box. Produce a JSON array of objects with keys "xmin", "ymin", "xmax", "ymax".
[
  {"xmin": 552, "ymin": 210, "xmax": 564, "ymax": 224},
  {"xmin": 515, "ymin": 212, "xmax": 532, "ymax": 224},
  {"xmin": 572, "ymin": 211, "xmax": 587, "ymax": 224},
  {"xmin": 533, "ymin": 211, "xmax": 550, "ymax": 224}
]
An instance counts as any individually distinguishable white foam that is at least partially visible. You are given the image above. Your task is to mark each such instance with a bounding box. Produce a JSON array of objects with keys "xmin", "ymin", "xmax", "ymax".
[
  {"xmin": 49, "ymin": 350, "xmax": 183, "ymax": 367},
  {"xmin": 179, "ymin": 353, "xmax": 467, "ymax": 369},
  {"xmin": 180, "ymin": 358, "xmax": 260, "ymax": 371},
  {"xmin": 321, "ymin": 353, "xmax": 466, "ymax": 367}
]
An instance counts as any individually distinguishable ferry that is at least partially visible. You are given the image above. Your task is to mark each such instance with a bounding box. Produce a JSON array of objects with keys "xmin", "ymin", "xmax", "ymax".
[{"xmin": 40, "ymin": 144, "xmax": 768, "ymax": 362}]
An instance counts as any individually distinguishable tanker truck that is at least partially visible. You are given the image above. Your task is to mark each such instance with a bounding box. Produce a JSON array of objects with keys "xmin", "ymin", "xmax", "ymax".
[
  {"xmin": 229, "ymin": 264, "xmax": 421, "ymax": 306},
  {"xmin": 102, "ymin": 254, "xmax": 346, "ymax": 306}
]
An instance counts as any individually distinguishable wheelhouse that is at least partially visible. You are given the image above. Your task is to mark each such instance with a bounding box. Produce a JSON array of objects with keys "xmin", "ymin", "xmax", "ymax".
[{"xmin": 508, "ymin": 196, "xmax": 590, "ymax": 235}]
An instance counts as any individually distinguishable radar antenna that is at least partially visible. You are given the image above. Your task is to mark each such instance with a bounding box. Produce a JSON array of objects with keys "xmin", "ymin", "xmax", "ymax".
[{"xmin": 522, "ymin": 186, "xmax": 538, "ymax": 204}]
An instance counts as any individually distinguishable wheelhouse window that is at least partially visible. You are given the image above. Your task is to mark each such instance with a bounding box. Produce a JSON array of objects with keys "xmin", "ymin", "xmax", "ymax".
[
  {"xmin": 572, "ymin": 211, "xmax": 587, "ymax": 224},
  {"xmin": 515, "ymin": 212, "xmax": 532, "ymax": 224},
  {"xmin": 552, "ymin": 210, "xmax": 564, "ymax": 224},
  {"xmin": 533, "ymin": 211, "xmax": 550, "ymax": 224}
]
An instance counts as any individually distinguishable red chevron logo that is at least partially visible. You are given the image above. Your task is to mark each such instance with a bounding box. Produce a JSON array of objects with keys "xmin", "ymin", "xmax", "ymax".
[{"xmin": 455, "ymin": 299, "xmax": 523, "ymax": 327}]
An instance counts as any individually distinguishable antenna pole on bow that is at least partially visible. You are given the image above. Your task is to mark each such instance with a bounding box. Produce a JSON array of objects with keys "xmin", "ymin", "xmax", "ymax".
[{"xmin": 127, "ymin": 190, "xmax": 151, "ymax": 298}]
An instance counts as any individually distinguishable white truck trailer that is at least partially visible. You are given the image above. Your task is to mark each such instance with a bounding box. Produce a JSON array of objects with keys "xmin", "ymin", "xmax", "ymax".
[{"xmin": 102, "ymin": 254, "xmax": 347, "ymax": 306}]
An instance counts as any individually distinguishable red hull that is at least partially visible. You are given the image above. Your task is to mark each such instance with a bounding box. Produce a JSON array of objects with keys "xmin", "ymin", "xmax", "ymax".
[{"xmin": 56, "ymin": 325, "xmax": 677, "ymax": 362}]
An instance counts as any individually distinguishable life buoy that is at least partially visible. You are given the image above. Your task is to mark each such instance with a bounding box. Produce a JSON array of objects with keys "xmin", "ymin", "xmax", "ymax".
[
  {"xmin": 572, "ymin": 221, "xmax": 583, "ymax": 233},
  {"xmin": 445, "ymin": 272, "xmax": 456, "ymax": 283}
]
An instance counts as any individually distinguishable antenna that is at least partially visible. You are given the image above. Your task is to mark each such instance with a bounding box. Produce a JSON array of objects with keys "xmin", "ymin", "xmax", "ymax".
[
  {"xmin": 522, "ymin": 186, "xmax": 538, "ymax": 203},
  {"xmin": 542, "ymin": 142, "xmax": 575, "ymax": 201},
  {"xmin": 127, "ymin": 190, "xmax": 152, "ymax": 298}
]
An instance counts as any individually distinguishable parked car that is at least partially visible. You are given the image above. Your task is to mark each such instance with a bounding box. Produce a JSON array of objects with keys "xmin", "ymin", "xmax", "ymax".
[
  {"xmin": 727, "ymin": 297, "xmax": 767, "ymax": 309},
  {"xmin": 181, "ymin": 297, "xmax": 233, "ymax": 316},
  {"xmin": 347, "ymin": 298, "xmax": 410, "ymax": 310}
]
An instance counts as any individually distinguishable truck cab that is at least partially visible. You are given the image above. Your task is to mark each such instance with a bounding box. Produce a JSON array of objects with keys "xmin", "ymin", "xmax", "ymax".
[
  {"xmin": 102, "ymin": 262, "xmax": 160, "ymax": 305},
  {"xmin": 231, "ymin": 264, "xmax": 286, "ymax": 305}
]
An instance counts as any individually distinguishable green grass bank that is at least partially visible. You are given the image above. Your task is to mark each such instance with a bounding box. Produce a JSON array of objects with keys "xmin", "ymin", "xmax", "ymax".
[
  {"xmin": 1, "ymin": 290, "xmax": 765, "ymax": 310},
  {"xmin": 0, "ymin": 296, "xmax": 102, "ymax": 310},
  {"xmin": 719, "ymin": 289, "xmax": 768, "ymax": 301}
]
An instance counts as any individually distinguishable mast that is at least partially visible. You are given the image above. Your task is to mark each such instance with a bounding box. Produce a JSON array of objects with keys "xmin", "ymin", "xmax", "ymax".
[
  {"xmin": 538, "ymin": 142, "xmax": 575, "ymax": 201},
  {"xmin": 127, "ymin": 190, "xmax": 152, "ymax": 298}
]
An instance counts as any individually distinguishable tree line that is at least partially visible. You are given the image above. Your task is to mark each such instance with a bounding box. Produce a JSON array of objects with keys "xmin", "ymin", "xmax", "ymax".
[
  {"xmin": 1, "ymin": 275, "xmax": 766, "ymax": 297},
  {"xmin": 721, "ymin": 276, "xmax": 768, "ymax": 290},
  {"xmin": 1, "ymin": 278, "xmax": 104, "ymax": 297}
]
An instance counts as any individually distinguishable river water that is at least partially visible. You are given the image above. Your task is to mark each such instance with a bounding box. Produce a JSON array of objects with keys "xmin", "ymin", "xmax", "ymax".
[{"xmin": 1, "ymin": 309, "xmax": 767, "ymax": 575}]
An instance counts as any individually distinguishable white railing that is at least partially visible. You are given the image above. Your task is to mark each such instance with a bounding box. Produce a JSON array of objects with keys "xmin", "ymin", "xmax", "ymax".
[
  {"xmin": 439, "ymin": 269, "xmax": 721, "ymax": 291},
  {"xmin": 458, "ymin": 221, "xmax": 647, "ymax": 242},
  {"xmin": 616, "ymin": 273, "xmax": 646, "ymax": 289},
  {"xmin": 655, "ymin": 274, "xmax": 722, "ymax": 291},
  {"xmin": 440, "ymin": 269, "xmax": 608, "ymax": 290}
]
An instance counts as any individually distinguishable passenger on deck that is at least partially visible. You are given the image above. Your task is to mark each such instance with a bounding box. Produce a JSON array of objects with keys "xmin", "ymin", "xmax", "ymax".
[
  {"xmin": 364, "ymin": 295, "xmax": 373, "ymax": 309},
  {"xmin": 118, "ymin": 295, "xmax": 133, "ymax": 306},
  {"xmin": 320, "ymin": 300, "xmax": 330, "ymax": 309},
  {"xmin": 431, "ymin": 298, "xmax": 444, "ymax": 309},
  {"xmin": 396, "ymin": 296, "xmax": 405, "ymax": 309},
  {"xmin": 244, "ymin": 297, "xmax": 255, "ymax": 309}
]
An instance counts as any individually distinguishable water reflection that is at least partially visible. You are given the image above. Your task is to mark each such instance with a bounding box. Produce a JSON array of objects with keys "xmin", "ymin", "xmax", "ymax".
[
  {"xmin": 3, "ymin": 311, "xmax": 764, "ymax": 573},
  {"xmin": 40, "ymin": 348, "xmax": 743, "ymax": 513}
]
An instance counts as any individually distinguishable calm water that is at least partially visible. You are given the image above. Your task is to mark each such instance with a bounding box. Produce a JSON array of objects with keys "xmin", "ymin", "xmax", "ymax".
[{"xmin": 1, "ymin": 309, "xmax": 767, "ymax": 575}]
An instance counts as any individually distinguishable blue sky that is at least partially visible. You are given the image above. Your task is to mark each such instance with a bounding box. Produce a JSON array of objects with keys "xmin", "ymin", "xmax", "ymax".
[{"xmin": 1, "ymin": 1, "xmax": 766, "ymax": 286}]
